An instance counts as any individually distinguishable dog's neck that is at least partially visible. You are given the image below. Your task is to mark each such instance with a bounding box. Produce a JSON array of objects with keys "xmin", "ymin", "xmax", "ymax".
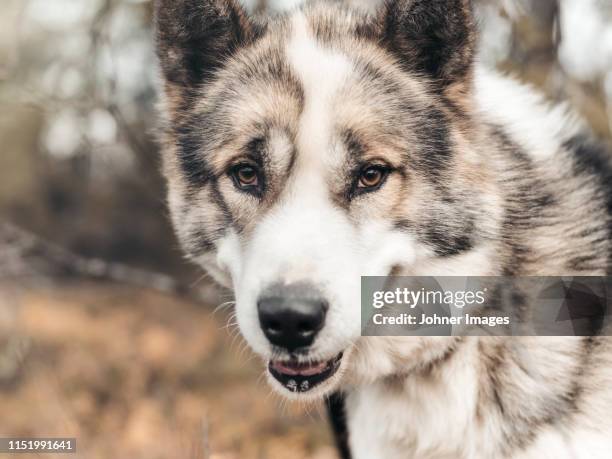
[{"xmin": 346, "ymin": 336, "xmax": 590, "ymax": 458}]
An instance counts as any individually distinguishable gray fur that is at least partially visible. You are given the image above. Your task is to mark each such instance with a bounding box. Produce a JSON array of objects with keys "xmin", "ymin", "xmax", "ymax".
[{"xmin": 155, "ymin": 1, "xmax": 612, "ymax": 457}]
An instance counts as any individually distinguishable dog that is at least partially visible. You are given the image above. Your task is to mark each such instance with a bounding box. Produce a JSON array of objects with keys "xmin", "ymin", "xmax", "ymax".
[{"xmin": 154, "ymin": 0, "xmax": 612, "ymax": 457}]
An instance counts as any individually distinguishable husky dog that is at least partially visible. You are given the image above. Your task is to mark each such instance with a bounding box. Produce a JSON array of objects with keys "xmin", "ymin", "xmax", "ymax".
[{"xmin": 155, "ymin": 0, "xmax": 612, "ymax": 457}]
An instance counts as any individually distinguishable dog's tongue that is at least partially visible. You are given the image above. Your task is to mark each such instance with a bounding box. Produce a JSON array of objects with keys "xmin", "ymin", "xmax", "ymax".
[{"xmin": 271, "ymin": 360, "xmax": 328, "ymax": 377}]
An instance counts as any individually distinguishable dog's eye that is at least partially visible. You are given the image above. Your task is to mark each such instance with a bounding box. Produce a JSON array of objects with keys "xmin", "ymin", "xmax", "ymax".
[
  {"xmin": 230, "ymin": 164, "xmax": 260, "ymax": 192},
  {"xmin": 358, "ymin": 166, "xmax": 388, "ymax": 190},
  {"xmin": 236, "ymin": 166, "xmax": 258, "ymax": 186}
]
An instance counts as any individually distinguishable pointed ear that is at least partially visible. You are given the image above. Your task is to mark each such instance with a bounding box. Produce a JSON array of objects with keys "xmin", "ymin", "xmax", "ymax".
[
  {"xmin": 380, "ymin": 0, "xmax": 476, "ymax": 88},
  {"xmin": 155, "ymin": 0, "xmax": 253, "ymax": 89}
]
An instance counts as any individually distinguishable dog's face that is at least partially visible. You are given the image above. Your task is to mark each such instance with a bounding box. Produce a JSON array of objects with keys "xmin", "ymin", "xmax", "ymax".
[{"xmin": 156, "ymin": 0, "xmax": 496, "ymax": 399}]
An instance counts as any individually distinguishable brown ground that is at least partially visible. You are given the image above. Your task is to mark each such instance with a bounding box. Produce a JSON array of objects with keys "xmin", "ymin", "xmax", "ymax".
[{"xmin": 0, "ymin": 282, "xmax": 338, "ymax": 459}]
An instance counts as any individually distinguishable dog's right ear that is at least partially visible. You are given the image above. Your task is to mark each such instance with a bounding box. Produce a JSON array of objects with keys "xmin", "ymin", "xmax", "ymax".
[{"xmin": 155, "ymin": 0, "xmax": 253, "ymax": 90}]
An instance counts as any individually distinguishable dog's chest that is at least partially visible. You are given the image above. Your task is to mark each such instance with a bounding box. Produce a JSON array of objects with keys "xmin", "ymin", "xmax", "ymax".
[{"xmin": 344, "ymin": 375, "xmax": 489, "ymax": 459}]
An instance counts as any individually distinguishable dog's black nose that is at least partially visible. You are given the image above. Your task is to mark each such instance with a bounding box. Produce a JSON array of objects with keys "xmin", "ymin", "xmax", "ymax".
[{"xmin": 257, "ymin": 283, "xmax": 328, "ymax": 352}]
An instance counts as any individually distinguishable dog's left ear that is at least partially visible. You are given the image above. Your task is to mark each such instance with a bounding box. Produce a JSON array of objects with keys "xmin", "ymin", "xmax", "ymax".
[{"xmin": 380, "ymin": 0, "xmax": 476, "ymax": 89}]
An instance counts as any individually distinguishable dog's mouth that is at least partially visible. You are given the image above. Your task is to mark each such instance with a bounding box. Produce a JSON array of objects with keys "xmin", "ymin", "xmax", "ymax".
[{"xmin": 268, "ymin": 353, "xmax": 343, "ymax": 393}]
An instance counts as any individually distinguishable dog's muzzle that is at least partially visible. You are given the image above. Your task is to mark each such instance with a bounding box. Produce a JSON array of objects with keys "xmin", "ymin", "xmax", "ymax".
[
  {"xmin": 257, "ymin": 282, "xmax": 328, "ymax": 352},
  {"xmin": 257, "ymin": 283, "xmax": 342, "ymax": 392}
]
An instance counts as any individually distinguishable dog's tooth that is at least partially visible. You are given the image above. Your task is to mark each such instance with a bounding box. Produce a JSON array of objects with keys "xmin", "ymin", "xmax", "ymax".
[{"xmin": 287, "ymin": 379, "xmax": 298, "ymax": 392}]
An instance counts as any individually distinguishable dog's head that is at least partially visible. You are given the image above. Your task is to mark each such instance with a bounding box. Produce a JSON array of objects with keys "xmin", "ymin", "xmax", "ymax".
[{"xmin": 156, "ymin": 0, "xmax": 498, "ymax": 399}]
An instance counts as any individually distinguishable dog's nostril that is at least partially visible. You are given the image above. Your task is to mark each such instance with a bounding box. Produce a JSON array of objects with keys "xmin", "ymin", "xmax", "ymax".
[
  {"xmin": 257, "ymin": 283, "xmax": 328, "ymax": 352},
  {"xmin": 298, "ymin": 321, "xmax": 313, "ymax": 333},
  {"xmin": 266, "ymin": 320, "xmax": 282, "ymax": 334}
]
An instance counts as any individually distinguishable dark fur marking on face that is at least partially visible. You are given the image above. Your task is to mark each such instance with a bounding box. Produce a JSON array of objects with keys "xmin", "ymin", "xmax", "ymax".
[
  {"xmin": 209, "ymin": 177, "xmax": 235, "ymax": 228},
  {"xmin": 240, "ymin": 135, "xmax": 269, "ymax": 174},
  {"xmin": 176, "ymin": 199, "xmax": 219, "ymax": 256},
  {"xmin": 174, "ymin": 114, "xmax": 214, "ymax": 186},
  {"xmin": 333, "ymin": 126, "xmax": 408, "ymax": 209},
  {"xmin": 226, "ymin": 135, "xmax": 270, "ymax": 199},
  {"xmin": 351, "ymin": 57, "xmax": 457, "ymax": 186},
  {"xmin": 334, "ymin": 129, "xmax": 375, "ymax": 207},
  {"xmin": 352, "ymin": 59, "xmax": 457, "ymax": 186},
  {"xmin": 189, "ymin": 229, "xmax": 218, "ymax": 255},
  {"xmin": 173, "ymin": 48, "xmax": 304, "ymax": 190},
  {"xmin": 182, "ymin": 185, "xmax": 234, "ymax": 259},
  {"xmin": 403, "ymin": 104, "xmax": 455, "ymax": 184},
  {"xmin": 343, "ymin": 128, "xmax": 367, "ymax": 159},
  {"xmin": 245, "ymin": 136, "xmax": 267, "ymax": 161}
]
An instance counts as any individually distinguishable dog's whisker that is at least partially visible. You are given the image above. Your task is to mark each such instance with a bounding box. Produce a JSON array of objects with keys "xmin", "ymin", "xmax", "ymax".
[{"xmin": 213, "ymin": 300, "xmax": 236, "ymax": 316}]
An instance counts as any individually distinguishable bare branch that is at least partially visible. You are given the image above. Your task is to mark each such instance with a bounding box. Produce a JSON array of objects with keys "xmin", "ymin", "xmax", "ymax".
[{"xmin": 0, "ymin": 222, "xmax": 189, "ymax": 296}]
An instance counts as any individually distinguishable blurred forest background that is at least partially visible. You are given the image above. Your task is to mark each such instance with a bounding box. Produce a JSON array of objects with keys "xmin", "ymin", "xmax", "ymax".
[{"xmin": 0, "ymin": 0, "xmax": 611, "ymax": 458}]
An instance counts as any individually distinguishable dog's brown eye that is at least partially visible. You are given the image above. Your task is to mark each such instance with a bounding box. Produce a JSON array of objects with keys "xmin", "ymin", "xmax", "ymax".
[
  {"xmin": 233, "ymin": 165, "xmax": 259, "ymax": 188},
  {"xmin": 359, "ymin": 166, "xmax": 387, "ymax": 189}
]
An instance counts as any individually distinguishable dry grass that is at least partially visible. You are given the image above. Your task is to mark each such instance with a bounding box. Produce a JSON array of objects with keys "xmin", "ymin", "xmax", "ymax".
[{"xmin": 0, "ymin": 282, "xmax": 338, "ymax": 459}]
